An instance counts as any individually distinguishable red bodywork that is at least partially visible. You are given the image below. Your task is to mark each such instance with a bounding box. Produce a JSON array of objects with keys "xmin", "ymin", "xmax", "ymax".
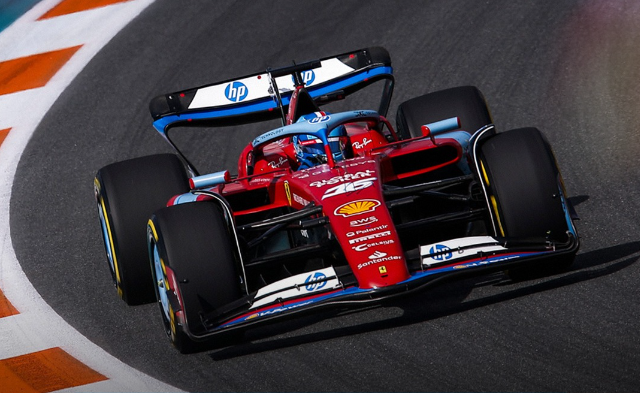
[{"xmin": 187, "ymin": 113, "xmax": 464, "ymax": 290}]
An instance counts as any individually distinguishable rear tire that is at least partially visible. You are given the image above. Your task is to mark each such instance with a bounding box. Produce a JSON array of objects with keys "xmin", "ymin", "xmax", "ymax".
[
  {"xmin": 478, "ymin": 127, "xmax": 576, "ymax": 279},
  {"xmin": 148, "ymin": 202, "xmax": 242, "ymax": 353},
  {"xmin": 396, "ymin": 86, "xmax": 493, "ymax": 139},
  {"xmin": 94, "ymin": 154, "xmax": 189, "ymax": 305}
]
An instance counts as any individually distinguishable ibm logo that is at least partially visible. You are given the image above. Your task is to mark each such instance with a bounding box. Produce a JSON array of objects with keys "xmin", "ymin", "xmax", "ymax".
[{"xmin": 224, "ymin": 81, "xmax": 248, "ymax": 102}]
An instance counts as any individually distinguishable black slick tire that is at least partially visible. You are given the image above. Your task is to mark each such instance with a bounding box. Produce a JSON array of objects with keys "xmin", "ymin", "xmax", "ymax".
[
  {"xmin": 479, "ymin": 127, "xmax": 576, "ymax": 279},
  {"xmin": 396, "ymin": 86, "xmax": 493, "ymax": 139},
  {"xmin": 94, "ymin": 154, "xmax": 189, "ymax": 305},
  {"xmin": 148, "ymin": 202, "xmax": 242, "ymax": 353}
]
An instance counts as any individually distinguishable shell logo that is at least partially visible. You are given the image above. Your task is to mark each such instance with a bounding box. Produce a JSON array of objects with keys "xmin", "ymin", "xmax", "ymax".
[{"xmin": 334, "ymin": 199, "xmax": 381, "ymax": 217}]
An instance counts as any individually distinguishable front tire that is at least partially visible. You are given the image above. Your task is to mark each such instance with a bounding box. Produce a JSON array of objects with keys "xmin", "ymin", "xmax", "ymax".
[
  {"xmin": 94, "ymin": 154, "xmax": 189, "ymax": 305},
  {"xmin": 148, "ymin": 202, "xmax": 242, "ymax": 353},
  {"xmin": 478, "ymin": 127, "xmax": 576, "ymax": 279}
]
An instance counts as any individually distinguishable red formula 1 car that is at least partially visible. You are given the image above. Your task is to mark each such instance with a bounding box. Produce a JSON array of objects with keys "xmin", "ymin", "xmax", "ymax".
[{"xmin": 94, "ymin": 47, "xmax": 579, "ymax": 352}]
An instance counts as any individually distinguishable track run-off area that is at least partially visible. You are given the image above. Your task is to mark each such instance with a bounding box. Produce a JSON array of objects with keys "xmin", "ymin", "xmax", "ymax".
[{"xmin": 0, "ymin": 0, "xmax": 179, "ymax": 391}]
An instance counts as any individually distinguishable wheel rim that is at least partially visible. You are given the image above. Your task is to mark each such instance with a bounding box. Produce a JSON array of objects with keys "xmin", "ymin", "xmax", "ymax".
[
  {"xmin": 152, "ymin": 243, "xmax": 172, "ymax": 325},
  {"xmin": 96, "ymin": 199, "xmax": 121, "ymax": 288},
  {"xmin": 148, "ymin": 226, "xmax": 179, "ymax": 341}
]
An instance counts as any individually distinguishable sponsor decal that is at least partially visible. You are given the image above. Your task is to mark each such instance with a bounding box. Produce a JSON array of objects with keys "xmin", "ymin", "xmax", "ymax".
[
  {"xmin": 293, "ymin": 69, "xmax": 316, "ymax": 86},
  {"xmin": 298, "ymin": 136, "xmax": 322, "ymax": 146},
  {"xmin": 304, "ymin": 272, "xmax": 327, "ymax": 291},
  {"xmin": 322, "ymin": 178, "xmax": 376, "ymax": 199},
  {"xmin": 354, "ymin": 110, "xmax": 377, "ymax": 118},
  {"xmin": 368, "ymin": 251, "xmax": 387, "ymax": 259},
  {"xmin": 224, "ymin": 81, "xmax": 248, "ymax": 102},
  {"xmin": 357, "ymin": 254, "xmax": 402, "ymax": 269},
  {"xmin": 334, "ymin": 199, "xmax": 381, "ymax": 217},
  {"xmin": 420, "ymin": 236, "xmax": 506, "ymax": 266},
  {"xmin": 453, "ymin": 255, "xmax": 519, "ymax": 270},
  {"xmin": 346, "ymin": 224, "xmax": 389, "ymax": 238},
  {"xmin": 429, "ymin": 244, "xmax": 452, "ymax": 261},
  {"xmin": 352, "ymin": 239, "xmax": 395, "ymax": 252},
  {"xmin": 309, "ymin": 167, "xmax": 331, "ymax": 176},
  {"xmin": 284, "ymin": 181, "xmax": 292, "ymax": 206},
  {"xmin": 342, "ymin": 159, "xmax": 375, "ymax": 168},
  {"xmin": 293, "ymin": 193, "xmax": 310, "ymax": 206},
  {"xmin": 353, "ymin": 138, "xmax": 372, "ymax": 150},
  {"xmin": 349, "ymin": 215, "xmax": 379, "ymax": 227},
  {"xmin": 250, "ymin": 267, "xmax": 339, "ymax": 309},
  {"xmin": 308, "ymin": 114, "xmax": 330, "ymax": 124},
  {"xmin": 310, "ymin": 170, "xmax": 375, "ymax": 188},
  {"xmin": 268, "ymin": 156, "xmax": 288, "ymax": 168},
  {"xmin": 252, "ymin": 127, "xmax": 287, "ymax": 146},
  {"xmin": 292, "ymin": 172, "xmax": 310, "ymax": 179},
  {"xmin": 254, "ymin": 301, "xmax": 314, "ymax": 317},
  {"xmin": 349, "ymin": 230, "xmax": 391, "ymax": 244},
  {"xmin": 250, "ymin": 177, "xmax": 272, "ymax": 184}
]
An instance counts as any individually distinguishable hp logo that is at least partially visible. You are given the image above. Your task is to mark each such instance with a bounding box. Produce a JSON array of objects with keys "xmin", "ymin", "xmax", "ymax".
[
  {"xmin": 293, "ymin": 70, "xmax": 315, "ymax": 86},
  {"xmin": 430, "ymin": 244, "xmax": 452, "ymax": 261},
  {"xmin": 304, "ymin": 272, "xmax": 327, "ymax": 291},
  {"xmin": 308, "ymin": 115, "xmax": 330, "ymax": 124},
  {"xmin": 224, "ymin": 81, "xmax": 248, "ymax": 102}
]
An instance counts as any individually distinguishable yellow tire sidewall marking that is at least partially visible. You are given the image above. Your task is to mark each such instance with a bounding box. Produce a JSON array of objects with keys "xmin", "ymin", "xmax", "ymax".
[{"xmin": 94, "ymin": 177, "xmax": 123, "ymax": 297}]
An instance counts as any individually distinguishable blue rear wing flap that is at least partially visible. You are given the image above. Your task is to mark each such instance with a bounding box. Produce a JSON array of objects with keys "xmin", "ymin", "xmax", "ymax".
[{"xmin": 150, "ymin": 47, "xmax": 393, "ymax": 134}]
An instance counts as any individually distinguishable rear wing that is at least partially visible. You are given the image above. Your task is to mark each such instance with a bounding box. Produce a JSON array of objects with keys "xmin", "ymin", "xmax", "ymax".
[{"xmin": 149, "ymin": 47, "xmax": 394, "ymax": 135}]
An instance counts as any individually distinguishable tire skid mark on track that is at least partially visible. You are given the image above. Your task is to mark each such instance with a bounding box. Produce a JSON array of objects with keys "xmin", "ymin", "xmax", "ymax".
[{"xmin": 0, "ymin": 0, "xmax": 181, "ymax": 391}]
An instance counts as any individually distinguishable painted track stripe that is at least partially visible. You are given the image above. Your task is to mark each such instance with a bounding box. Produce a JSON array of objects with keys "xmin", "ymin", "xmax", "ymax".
[
  {"xmin": 0, "ymin": 0, "xmax": 182, "ymax": 391},
  {"xmin": 0, "ymin": 128, "xmax": 10, "ymax": 149},
  {"xmin": 39, "ymin": 0, "xmax": 132, "ymax": 20},
  {"xmin": 0, "ymin": 288, "xmax": 18, "ymax": 318},
  {"xmin": 0, "ymin": 347, "xmax": 108, "ymax": 393},
  {"xmin": 0, "ymin": 46, "xmax": 82, "ymax": 96}
]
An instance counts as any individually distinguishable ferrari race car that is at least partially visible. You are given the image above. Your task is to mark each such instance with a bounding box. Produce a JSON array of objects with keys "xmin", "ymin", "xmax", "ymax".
[{"xmin": 94, "ymin": 47, "xmax": 579, "ymax": 352}]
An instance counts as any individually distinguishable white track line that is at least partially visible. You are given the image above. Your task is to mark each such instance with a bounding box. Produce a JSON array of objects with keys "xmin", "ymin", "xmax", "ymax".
[{"xmin": 0, "ymin": 0, "xmax": 183, "ymax": 391}]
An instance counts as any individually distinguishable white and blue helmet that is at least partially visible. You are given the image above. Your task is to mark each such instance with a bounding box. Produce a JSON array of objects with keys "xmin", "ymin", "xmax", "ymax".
[{"xmin": 293, "ymin": 112, "xmax": 348, "ymax": 170}]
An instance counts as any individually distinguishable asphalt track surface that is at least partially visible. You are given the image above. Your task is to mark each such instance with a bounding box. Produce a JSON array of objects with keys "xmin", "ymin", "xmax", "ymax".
[{"xmin": 10, "ymin": 1, "xmax": 640, "ymax": 391}]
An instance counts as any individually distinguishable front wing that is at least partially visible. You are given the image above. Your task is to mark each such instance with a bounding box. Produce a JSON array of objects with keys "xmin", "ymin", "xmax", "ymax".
[{"xmin": 181, "ymin": 233, "xmax": 579, "ymax": 341}]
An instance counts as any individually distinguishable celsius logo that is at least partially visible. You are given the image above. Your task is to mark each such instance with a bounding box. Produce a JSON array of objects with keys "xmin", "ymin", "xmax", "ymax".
[
  {"xmin": 225, "ymin": 81, "xmax": 248, "ymax": 102},
  {"xmin": 430, "ymin": 244, "xmax": 452, "ymax": 261},
  {"xmin": 293, "ymin": 70, "xmax": 315, "ymax": 86},
  {"xmin": 304, "ymin": 272, "xmax": 327, "ymax": 291}
]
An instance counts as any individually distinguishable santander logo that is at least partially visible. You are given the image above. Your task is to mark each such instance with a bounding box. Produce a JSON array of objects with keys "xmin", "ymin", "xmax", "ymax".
[{"xmin": 368, "ymin": 251, "xmax": 387, "ymax": 259}]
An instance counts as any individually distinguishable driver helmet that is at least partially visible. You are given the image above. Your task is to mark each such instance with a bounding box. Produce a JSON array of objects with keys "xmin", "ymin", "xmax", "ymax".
[{"xmin": 293, "ymin": 112, "xmax": 348, "ymax": 170}]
